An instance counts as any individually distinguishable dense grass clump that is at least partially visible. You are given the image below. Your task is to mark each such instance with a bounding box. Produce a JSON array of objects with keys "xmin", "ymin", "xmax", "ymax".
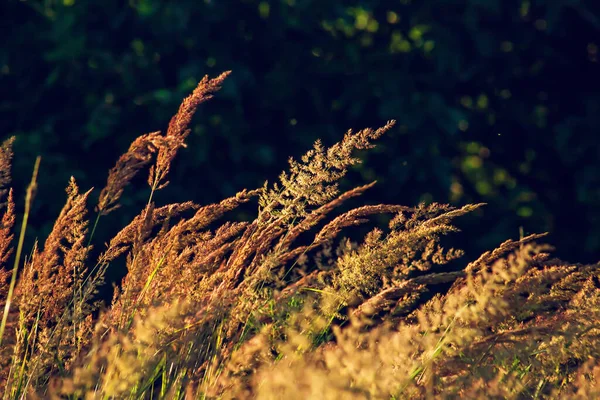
[{"xmin": 0, "ymin": 72, "xmax": 599, "ymax": 399}]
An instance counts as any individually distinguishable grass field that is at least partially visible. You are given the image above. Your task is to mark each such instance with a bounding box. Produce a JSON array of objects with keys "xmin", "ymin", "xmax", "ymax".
[{"xmin": 1, "ymin": 72, "xmax": 599, "ymax": 399}]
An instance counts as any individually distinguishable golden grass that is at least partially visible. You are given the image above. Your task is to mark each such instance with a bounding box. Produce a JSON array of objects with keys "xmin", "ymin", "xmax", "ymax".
[{"xmin": 0, "ymin": 71, "xmax": 599, "ymax": 399}]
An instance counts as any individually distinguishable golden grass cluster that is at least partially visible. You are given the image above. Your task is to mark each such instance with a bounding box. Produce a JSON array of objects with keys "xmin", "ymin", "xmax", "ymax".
[{"xmin": 1, "ymin": 71, "xmax": 599, "ymax": 399}]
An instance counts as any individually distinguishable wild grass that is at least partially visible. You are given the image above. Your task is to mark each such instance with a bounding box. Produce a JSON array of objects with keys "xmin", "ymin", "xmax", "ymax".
[{"xmin": 1, "ymin": 71, "xmax": 599, "ymax": 399}]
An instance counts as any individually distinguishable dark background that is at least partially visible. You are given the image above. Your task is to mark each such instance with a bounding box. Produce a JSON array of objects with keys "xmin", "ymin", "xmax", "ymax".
[{"xmin": 1, "ymin": 0, "xmax": 599, "ymax": 266}]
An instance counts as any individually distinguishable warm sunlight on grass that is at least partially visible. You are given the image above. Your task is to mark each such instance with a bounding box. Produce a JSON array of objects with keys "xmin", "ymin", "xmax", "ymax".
[{"xmin": 1, "ymin": 72, "xmax": 599, "ymax": 399}]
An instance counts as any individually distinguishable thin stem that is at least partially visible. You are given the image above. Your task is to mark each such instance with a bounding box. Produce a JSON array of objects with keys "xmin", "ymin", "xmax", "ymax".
[
  {"xmin": 87, "ymin": 212, "xmax": 101, "ymax": 248},
  {"xmin": 0, "ymin": 157, "xmax": 40, "ymax": 347}
]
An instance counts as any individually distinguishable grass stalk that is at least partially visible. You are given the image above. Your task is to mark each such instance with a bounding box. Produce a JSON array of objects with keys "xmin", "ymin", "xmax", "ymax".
[{"xmin": 0, "ymin": 157, "xmax": 40, "ymax": 347}]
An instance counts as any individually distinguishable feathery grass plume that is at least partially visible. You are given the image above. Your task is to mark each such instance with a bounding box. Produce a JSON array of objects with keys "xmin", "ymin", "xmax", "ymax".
[
  {"xmin": 0, "ymin": 137, "xmax": 15, "ymax": 209},
  {"xmin": 3, "ymin": 177, "xmax": 93, "ymax": 395},
  {"xmin": 0, "ymin": 138, "xmax": 16, "ymax": 392},
  {"xmin": 0, "ymin": 137, "xmax": 16, "ymax": 290},
  {"xmin": 148, "ymin": 71, "xmax": 231, "ymax": 191},
  {"xmin": 97, "ymin": 131, "xmax": 164, "ymax": 216},
  {"xmin": 0, "ymin": 190, "xmax": 15, "ymax": 279},
  {"xmin": 462, "ymin": 232, "xmax": 548, "ymax": 275},
  {"xmin": 350, "ymin": 232, "xmax": 548, "ymax": 320},
  {"xmin": 98, "ymin": 72, "xmax": 229, "ymax": 219},
  {"xmin": 258, "ymin": 120, "xmax": 396, "ymax": 224},
  {"xmin": 326, "ymin": 202, "xmax": 481, "ymax": 312},
  {"xmin": 0, "ymin": 137, "xmax": 16, "ymax": 294}
]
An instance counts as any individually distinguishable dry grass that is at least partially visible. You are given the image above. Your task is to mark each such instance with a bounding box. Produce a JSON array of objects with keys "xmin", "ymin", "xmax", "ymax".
[{"xmin": 1, "ymin": 71, "xmax": 599, "ymax": 399}]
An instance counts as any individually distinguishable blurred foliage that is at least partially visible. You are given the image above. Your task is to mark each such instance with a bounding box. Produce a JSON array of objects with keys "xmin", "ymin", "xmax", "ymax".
[{"xmin": 1, "ymin": 0, "xmax": 599, "ymax": 263}]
